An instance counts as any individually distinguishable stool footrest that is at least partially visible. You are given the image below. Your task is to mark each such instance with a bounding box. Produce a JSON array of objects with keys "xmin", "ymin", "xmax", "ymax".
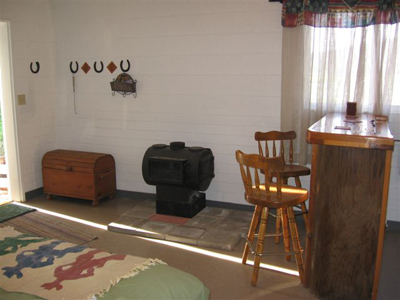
[
  {"xmin": 254, "ymin": 233, "xmax": 283, "ymax": 238},
  {"xmin": 245, "ymin": 237, "xmax": 303, "ymax": 257},
  {"xmin": 268, "ymin": 212, "xmax": 278, "ymax": 218},
  {"xmin": 294, "ymin": 211, "xmax": 307, "ymax": 216}
]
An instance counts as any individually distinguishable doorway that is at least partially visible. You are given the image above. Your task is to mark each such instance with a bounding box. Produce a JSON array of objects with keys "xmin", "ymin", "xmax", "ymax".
[
  {"xmin": 0, "ymin": 110, "xmax": 7, "ymax": 202},
  {"xmin": 0, "ymin": 21, "xmax": 24, "ymax": 204}
]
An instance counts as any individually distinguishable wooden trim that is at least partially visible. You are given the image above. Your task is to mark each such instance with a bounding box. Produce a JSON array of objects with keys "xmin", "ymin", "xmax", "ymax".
[
  {"xmin": 307, "ymin": 132, "xmax": 394, "ymax": 150},
  {"xmin": 303, "ymin": 144, "xmax": 318, "ymax": 288},
  {"xmin": 372, "ymin": 150, "xmax": 393, "ymax": 300},
  {"xmin": 0, "ymin": 22, "xmax": 25, "ymax": 202}
]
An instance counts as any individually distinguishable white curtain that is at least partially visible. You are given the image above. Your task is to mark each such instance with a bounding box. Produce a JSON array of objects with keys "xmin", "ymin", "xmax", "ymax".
[{"xmin": 281, "ymin": 23, "xmax": 399, "ymax": 164}]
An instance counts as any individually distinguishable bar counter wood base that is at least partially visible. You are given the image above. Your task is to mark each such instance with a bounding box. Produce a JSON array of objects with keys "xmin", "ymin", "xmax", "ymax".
[{"xmin": 305, "ymin": 113, "xmax": 394, "ymax": 300}]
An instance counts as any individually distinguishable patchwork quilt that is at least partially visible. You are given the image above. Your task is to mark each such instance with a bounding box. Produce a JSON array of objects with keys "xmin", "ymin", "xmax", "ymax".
[{"xmin": 0, "ymin": 227, "xmax": 162, "ymax": 300}]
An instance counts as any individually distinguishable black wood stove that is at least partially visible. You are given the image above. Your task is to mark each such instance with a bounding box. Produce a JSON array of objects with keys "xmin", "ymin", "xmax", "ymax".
[{"xmin": 142, "ymin": 142, "xmax": 215, "ymax": 218}]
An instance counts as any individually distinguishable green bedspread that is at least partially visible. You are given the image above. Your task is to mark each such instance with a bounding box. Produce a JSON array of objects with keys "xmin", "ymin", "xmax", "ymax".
[{"xmin": 0, "ymin": 262, "xmax": 209, "ymax": 300}]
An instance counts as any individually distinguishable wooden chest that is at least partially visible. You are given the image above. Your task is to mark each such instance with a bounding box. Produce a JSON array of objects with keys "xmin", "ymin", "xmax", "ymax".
[{"xmin": 42, "ymin": 150, "xmax": 116, "ymax": 206}]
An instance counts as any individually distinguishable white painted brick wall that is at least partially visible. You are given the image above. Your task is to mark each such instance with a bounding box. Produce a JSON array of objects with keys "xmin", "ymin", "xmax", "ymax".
[{"xmin": 49, "ymin": 0, "xmax": 282, "ymax": 205}]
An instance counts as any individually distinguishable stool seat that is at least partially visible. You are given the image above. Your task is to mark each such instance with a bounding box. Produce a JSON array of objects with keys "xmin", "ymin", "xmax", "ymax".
[
  {"xmin": 245, "ymin": 184, "xmax": 308, "ymax": 208},
  {"xmin": 262, "ymin": 164, "xmax": 310, "ymax": 178},
  {"xmin": 281, "ymin": 164, "xmax": 310, "ymax": 178}
]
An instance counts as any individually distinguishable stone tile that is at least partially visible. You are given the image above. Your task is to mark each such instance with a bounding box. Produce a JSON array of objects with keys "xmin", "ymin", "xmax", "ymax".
[
  {"xmin": 107, "ymin": 204, "xmax": 256, "ymax": 251},
  {"xmin": 122, "ymin": 209, "xmax": 155, "ymax": 219},
  {"xmin": 135, "ymin": 220, "xmax": 176, "ymax": 240},
  {"xmin": 165, "ymin": 226, "xmax": 207, "ymax": 245},
  {"xmin": 114, "ymin": 215, "xmax": 146, "ymax": 227},
  {"xmin": 150, "ymin": 214, "xmax": 189, "ymax": 225},
  {"xmin": 231, "ymin": 209, "xmax": 254, "ymax": 221},
  {"xmin": 134, "ymin": 199, "xmax": 156, "ymax": 210},
  {"xmin": 197, "ymin": 207, "xmax": 234, "ymax": 218},
  {"xmin": 117, "ymin": 196, "xmax": 134, "ymax": 202},
  {"xmin": 215, "ymin": 218, "xmax": 251, "ymax": 238},
  {"xmin": 107, "ymin": 217, "xmax": 146, "ymax": 234},
  {"xmin": 185, "ymin": 215, "xmax": 221, "ymax": 229},
  {"xmin": 198, "ymin": 229, "xmax": 242, "ymax": 251}
]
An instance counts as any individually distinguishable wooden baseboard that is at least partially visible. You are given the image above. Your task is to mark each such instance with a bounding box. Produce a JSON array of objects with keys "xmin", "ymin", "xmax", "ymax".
[
  {"xmin": 387, "ymin": 221, "xmax": 400, "ymax": 232},
  {"xmin": 25, "ymin": 187, "xmax": 43, "ymax": 200}
]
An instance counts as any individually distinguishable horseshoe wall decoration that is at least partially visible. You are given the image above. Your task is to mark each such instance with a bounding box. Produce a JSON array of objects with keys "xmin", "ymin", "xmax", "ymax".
[
  {"xmin": 120, "ymin": 60, "xmax": 130, "ymax": 72},
  {"xmin": 94, "ymin": 61, "xmax": 104, "ymax": 73},
  {"xmin": 70, "ymin": 61, "xmax": 79, "ymax": 74},
  {"xmin": 30, "ymin": 62, "xmax": 40, "ymax": 74}
]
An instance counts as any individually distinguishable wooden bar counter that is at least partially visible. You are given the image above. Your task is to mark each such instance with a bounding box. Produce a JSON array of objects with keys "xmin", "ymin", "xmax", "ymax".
[{"xmin": 305, "ymin": 113, "xmax": 394, "ymax": 300}]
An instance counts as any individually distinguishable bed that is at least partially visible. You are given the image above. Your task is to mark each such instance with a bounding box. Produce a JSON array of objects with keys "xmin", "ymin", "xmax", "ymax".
[{"xmin": 0, "ymin": 227, "xmax": 209, "ymax": 300}]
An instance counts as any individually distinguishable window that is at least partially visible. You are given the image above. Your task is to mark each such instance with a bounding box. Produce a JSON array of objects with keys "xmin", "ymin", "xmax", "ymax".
[{"xmin": 307, "ymin": 24, "xmax": 399, "ymax": 114}]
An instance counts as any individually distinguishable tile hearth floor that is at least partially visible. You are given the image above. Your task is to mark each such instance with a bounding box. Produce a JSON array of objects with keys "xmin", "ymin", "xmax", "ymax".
[{"xmin": 108, "ymin": 199, "xmax": 253, "ymax": 251}]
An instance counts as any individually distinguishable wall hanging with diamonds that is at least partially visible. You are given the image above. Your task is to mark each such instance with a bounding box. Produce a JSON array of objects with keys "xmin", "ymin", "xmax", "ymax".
[
  {"xmin": 107, "ymin": 61, "xmax": 117, "ymax": 73},
  {"xmin": 81, "ymin": 62, "xmax": 91, "ymax": 74},
  {"xmin": 110, "ymin": 73, "xmax": 137, "ymax": 98}
]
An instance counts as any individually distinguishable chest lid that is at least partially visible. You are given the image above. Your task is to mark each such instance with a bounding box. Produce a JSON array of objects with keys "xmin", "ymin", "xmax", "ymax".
[{"xmin": 42, "ymin": 150, "xmax": 115, "ymax": 173}]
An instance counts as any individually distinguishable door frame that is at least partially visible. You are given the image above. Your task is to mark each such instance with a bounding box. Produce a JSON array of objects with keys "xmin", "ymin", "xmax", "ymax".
[{"xmin": 0, "ymin": 20, "xmax": 24, "ymax": 202}]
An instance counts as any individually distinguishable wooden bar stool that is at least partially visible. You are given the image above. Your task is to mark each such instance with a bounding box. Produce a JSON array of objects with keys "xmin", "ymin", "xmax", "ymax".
[
  {"xmin": 235, "ymin": 150, "xmax": 308, "ymax": 287},
  {"xmin": 255, "ymin": 131, "xmax": 310, "ymax": 257}
]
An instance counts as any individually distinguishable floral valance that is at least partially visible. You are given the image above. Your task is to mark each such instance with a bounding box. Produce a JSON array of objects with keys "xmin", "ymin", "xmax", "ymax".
[{"xmin": 282, "ymin": 0, "xmax": 400, "ymax": 28}]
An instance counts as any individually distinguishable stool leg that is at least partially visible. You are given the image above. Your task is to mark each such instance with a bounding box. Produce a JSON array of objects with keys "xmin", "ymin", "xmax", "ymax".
[
  {"xmin": 281, "ymin": 207, "xmax": 291, "ymax": 261},
  {"xmin": 300, "ymin": 203, "xmax": 308, "ymax": 224},
  {"xmin": 275, "ymin": 177, "xmax": 289, "ymax": 244},
  {"xmin": 252, "ymin": 207, "xmax": 269, "ymax": 287},
  {"xmin": 274, "ymin": 208, "xmax": 281, "ymax": 244},
  {"xmin": 295, "ymin": 177, "xmax": 308, "ymax": 225},
  {"xmin": 287, "ymin": 206, "xmax": 305, "ymax": 283},
  {"xmin": 242, "ymin": 205, "xmax": 262, "ymax": 265}
]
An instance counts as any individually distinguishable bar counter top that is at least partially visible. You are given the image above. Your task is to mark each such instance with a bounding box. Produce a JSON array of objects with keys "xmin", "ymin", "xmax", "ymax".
[{"xmin": 307, "ymin": 113, "xmax": 394, "ymax": 150}]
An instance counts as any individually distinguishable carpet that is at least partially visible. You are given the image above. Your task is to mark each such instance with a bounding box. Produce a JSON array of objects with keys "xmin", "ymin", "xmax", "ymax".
[
  {"xmin": 0, "ymin": 212, "xmax": 97, "ymax": 245},
  {"xmin": 0, "ymin": 227, "xmax": 162, "ymax": 300},
  {"xmin": 0, "ymin": 203, "xmax": 36, "ymax": 222}
]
